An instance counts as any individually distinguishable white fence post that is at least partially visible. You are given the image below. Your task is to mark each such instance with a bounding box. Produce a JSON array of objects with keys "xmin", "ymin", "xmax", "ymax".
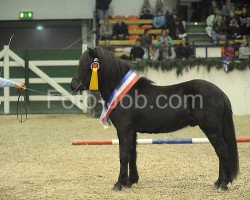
[
  {"xmin": 81, "ymin": 43, "xmax": 88, "ymax": 113},
  {"xmin": 3, "ymin": 45, "xmax": 10, "ymax": 114},
  {"xmin": 82, "ymin": 43, "xmax": 88, "ymax": 53}
]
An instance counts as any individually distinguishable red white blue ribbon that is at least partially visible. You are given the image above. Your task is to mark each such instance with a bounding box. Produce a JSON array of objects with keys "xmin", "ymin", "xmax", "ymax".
[{"xmin": 100, "ymin": 70, "xmax": 139, "ymax": 128}]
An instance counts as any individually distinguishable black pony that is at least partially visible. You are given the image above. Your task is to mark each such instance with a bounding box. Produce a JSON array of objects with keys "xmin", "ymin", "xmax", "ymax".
[{"xmin": 71, "ymin": 47, "xmax": 239, "ymax": 191}]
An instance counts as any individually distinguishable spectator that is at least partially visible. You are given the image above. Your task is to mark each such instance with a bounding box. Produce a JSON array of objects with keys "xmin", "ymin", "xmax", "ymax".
[
  {"xmin": 222, "ymin": 0, "xmax": 235, "ymax": 17},
  {"xmin": 103, "ymin": 40, "xmax": 114, "ymax": 51},
  {"xmin": 175, "ymin": 38, "xmax": 193, "ymax": 60},
  {"xmin": 211, "ymin": 15, "xmax": 227, "ymax": 44},
  {"xmin": 146, "ymin": 45, "xmax": 160, "ymax": 61},
  {"xmin": 140, "ymin": 28, "xmax": 152, "ymax": 59},
  {"xmin": 241, "ymin": 17, "xmax": 250, "ymax": 38},
  {"xmin": 214, "ymin": 7, "xmax": 224, "ymax": 23},
  {"xmin": 159, "ymin": 43, "xmax": 176, "ymax": 61},
  {"xmin": 152, "ymin": 0, "xmax": 166, "ymax": 28},
  {"xmin": 228, "ymin": 18, "xmax": 241, "ymax": 39},
  {"xmin": 208, "ymin": 0, "xmax": 219, "ymax": 15},
  {"xmin": 168, "ymin": 9, "xmax": 178, "ymax": 31},
  {"xmin": 240, "ymin": 7, "xmax": 249, "ymax": 26},
  {"xmin": 113, "ymin": 19, "xmax": 129, "ymax": 40},
  {"xmin": 223, "ymin": 41, "xmax": 235, "ymax": 61},
  {"xmin": 170, "ymin": 17, "xmax": 187, "ymax": 39},
  {"xmin": 140, "ymin": 0, "xmax": 153, "ymax": 19},
  {"xmin": 206, "ymin": 14, "xmax": 215, "ymax": 37},
  {"xmin": 239, "ymin": 36, "xmax": 250, "ymax": 59},
  {"xmin": 96, "ymin": 0, "xmax": 112, "ymax": 20},
  {"xmin": 205, "ymin": 7, "xmax": 223, "ymax": 38},
  {"xmin": 130, "ymin": 39, "xmax": 145, "ymax": 61},
  {"xmin": 154, "ymin": 0, "xmax": 165, "ymax": 17},
  {"xmin": 226, "ymin": 10, "xmax": 240, "ymax": 25},
  {"xmin": 99, "ymin": 20, "xmax": 113, "ymax": 40},
  {"xmin": 140, "ymin": 28, "xmax": 152, "ymax": 47},
  {"xmin": 221, "ymin": 40, "xmax": 234, "ymax": 71},
  {"xmin": 156, "ymin": 29, "xmax": 173, "ymax": 47}
]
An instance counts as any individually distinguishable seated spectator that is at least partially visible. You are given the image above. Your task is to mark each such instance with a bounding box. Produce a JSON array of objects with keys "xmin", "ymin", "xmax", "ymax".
[
  {"xmin": 225, "ymin": 10, "xmax": 240, "ymax": 25},
  {"xmin": 221, "ymin": 40, "xmax": 234, "ymax": 71},
  {"xmin": 211, "ymin": 15, "xmax": 227, "ymax": 44},
  {"xmin": 213, "ymin": 7, "xmax": 224, "ymax": 23},
  {"xmin": 140, "ymin": 28, "xmax": 152, "ymax": 58},
  {"xmin": 130, "ymin": 39, "xmax": 145, "ymax": 61},
  {"xmin": 206, "ymin": 7, "xmax": 223, "ymax": 38},
  {"xmin": 240, "ymin": 7, "xmax": 249, "ymax": 26},
  {"xmin": 223, "ymin": 41, "xmax": 235, "ymax": 61},
  {"xmin": 140, "ymin": 28, "xmax": 152, "ymax": 47},
  {"xmin": 168, "ymin": 9, "xmax": 178, "ymax": 31},
  {"xmin": 143, "ymin": 45, "xmax": 159, "ymax": 61},
  {"xmin": 159, "ymin": 43, "xmax": 176, "ymax": 61},
  {"xmin": 112, "ymin": 19, "xmax": 129, "ymax": 40},
  {"xmin": 99, "ymin": 20, "xmax": 113, "ymax": 40},
  {"xmin": 222, "ymin": 0, "xmax": 234, "ymax": 17},
  {"xmin": 139, "ymin": 0, "xmax": 153, "ymax": 19},
  {"xmin": 152, "ymin": 0, "xmax": 166, "ymax": 28},
  {"xmin": 206, "ymin": 14, "xmax": 215, "ymax": 37},
  {"xmin": 241, "ymin": 17, "xmax": 250, "ymax": 38},
  {"xmin": 156, "ymin": 29, "xmax": 173, "ymax": 47},
  {"xmin": 175, "ymin": 38, "xmax": 193, "ymax": 60},
  {"xmin": 103, "ymin": 40, "xmax": 114, "ymax": 51},
  {"xmin": 228, "ymin": 18, "xmax": 241, "ymax": 39},
  {"xmin": 170, "ymin": 17, "xmax": 187, "ymax": 39},
  {"xmin": 239, "ymin": 36, "xmax": 250, "ymax": 59}
]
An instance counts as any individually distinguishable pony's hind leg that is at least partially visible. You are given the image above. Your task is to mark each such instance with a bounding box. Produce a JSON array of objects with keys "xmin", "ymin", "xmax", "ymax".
[
  {"xmin": 113, "ymin": 127, "xmax": 134, "ymax": 191},
  {"xmin": 128, "ymin": 132, "xmax": 139, "ymax": 187},
  {"xmin": 203, "ymin": 130, "xmax": 231, "ymax": 191}
]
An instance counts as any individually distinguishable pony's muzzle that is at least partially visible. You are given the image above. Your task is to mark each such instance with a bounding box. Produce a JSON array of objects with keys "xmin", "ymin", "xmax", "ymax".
[{"xmin": 71, "ymin": 79, "xmax": 82, "ymax": 92}]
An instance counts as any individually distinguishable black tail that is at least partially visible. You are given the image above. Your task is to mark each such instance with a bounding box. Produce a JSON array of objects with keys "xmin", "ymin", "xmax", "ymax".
[{"xmin": 222, "ymin": 94, "xmax": 239, "ymax": 182}]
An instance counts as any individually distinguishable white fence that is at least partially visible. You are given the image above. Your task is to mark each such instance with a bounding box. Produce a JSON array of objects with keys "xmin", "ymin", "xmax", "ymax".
[{"xmin": 0, "ymin": 45, "xmax": 88, "ymax": 114}]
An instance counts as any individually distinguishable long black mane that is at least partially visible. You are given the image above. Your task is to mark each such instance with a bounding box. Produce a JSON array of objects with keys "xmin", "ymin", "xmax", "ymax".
[{"xmin": 79, "ymin": 46, "xmax": 151, "ymax": 101}]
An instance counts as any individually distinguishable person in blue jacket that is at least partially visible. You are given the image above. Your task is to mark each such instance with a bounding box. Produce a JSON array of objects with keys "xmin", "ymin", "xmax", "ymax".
[{"xmin": 0, "ymin": 77, "xmax": 26, "ymax": 90}]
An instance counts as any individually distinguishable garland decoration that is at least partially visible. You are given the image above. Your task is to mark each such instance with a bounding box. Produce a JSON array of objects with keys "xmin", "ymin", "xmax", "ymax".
[{"xmin": 131, "ymin": 58, "xmax": 250, "ymax": 76}]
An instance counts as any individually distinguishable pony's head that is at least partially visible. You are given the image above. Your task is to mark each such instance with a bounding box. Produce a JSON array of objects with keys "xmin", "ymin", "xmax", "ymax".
[
  {"xmin": 71, "ymin": 47, "xmax": 130, "ymax": 100},
  {"xmin": 71, "ymin": 47, "xmax": 98, "ymax": 92}
]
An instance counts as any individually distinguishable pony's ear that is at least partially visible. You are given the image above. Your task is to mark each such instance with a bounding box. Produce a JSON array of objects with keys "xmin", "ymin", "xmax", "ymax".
[{"xmin": 88, "ymin": 47, "xmax": 98, "ymax": 59}]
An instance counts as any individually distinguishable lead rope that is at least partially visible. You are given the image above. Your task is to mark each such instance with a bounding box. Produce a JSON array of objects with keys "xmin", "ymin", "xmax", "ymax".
[
  {"xmin": 17, "ymin": 89, "xmax": 27, "ymax": 123},
  {"xmin": 15, "ymin": 83, "xmax": 82, "ymax": 122}
]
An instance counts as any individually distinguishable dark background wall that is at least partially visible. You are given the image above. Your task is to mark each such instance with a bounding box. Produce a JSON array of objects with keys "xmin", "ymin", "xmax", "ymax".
[{"xmin": 0, "ymin": 20, "xmax": 82, "ymax": 49}]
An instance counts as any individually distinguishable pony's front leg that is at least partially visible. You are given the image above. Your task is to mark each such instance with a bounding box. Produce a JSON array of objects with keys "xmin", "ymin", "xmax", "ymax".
[
  {"xmin": 128, "ymin": 132, "xmax": 139, "ymax": 187},
  {"xmin": 113, "ymin": 128, "xmax": 134, "ymax": 191}
]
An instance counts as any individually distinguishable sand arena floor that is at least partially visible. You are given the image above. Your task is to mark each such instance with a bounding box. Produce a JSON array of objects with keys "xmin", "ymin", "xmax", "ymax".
[{"xmin": 0, "ymin": 114, "xmax": 249, "ymax": 200}]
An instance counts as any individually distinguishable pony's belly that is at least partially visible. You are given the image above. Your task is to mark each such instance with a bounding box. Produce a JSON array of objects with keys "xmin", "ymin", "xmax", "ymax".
[{"xmin": 135, "ymin": 116, "xmax": 190, "ymax": 134}]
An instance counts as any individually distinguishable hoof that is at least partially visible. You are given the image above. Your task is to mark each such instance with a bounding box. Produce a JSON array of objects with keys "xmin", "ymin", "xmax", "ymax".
[
  {"xmin": 218, "ymin": 185, "xmax": 228, "ymax": 192},
  {"xmin": 112, "ymin": 183, "xmax": 122, "ymax": 191},
  {"xmin": 123, "ymin": 182, "xmax": 132, "ymax": 188},
  {"xmin": 214, "ymin": 180, "xmax": 221, "ymax": 189}
]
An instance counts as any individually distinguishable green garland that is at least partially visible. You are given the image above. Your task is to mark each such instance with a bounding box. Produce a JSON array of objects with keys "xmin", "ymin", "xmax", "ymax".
[{"xmin": 131, "ymin": 58, "xmax": 250, "ymax": 76}]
